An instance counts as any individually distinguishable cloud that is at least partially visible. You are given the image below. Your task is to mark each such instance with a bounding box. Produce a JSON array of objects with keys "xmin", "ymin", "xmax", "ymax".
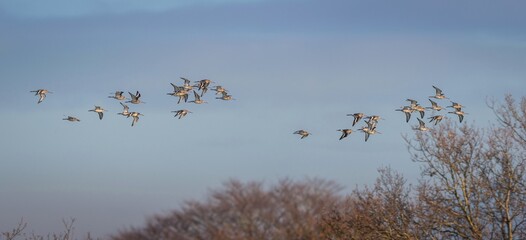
[{"xmin": 0, "ymin": 0, "xmax": 264, "ymax": 18}]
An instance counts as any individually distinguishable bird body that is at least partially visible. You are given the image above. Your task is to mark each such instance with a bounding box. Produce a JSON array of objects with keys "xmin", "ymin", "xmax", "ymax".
[
  {"xmin": 189, "ymin": 90, "xmax": 207, "ymax": 104},
  {"xmin": 337, "ymin": 129, "xmax": 353, "ymax": 140},
  {"xmin": 212, "ymin": 85, "xmax": 228, "ymax": 95},
  {"xmin": 449, "ymin": 110, "xmax": 466, "ymax": 123},
  {"xmin": 359, "ymin": 126, "xmax": 380, "ymax": 142},
  {"xmin": 126, "ymin": 91, "xmax": 143, "ymax": 104},
  {"xmin": 109, "ymin": 91, "xmax": 126, "ymax": 100},
  {"xmin": 430, "ymin": 85, "xmax": 448, "ymax": 99},
  {"xmin": 89, "ymin": 106, "xmax": 107, "ymax": 120},
  {"xmin": 128, "ymin": 112, "xmax": 143, "ymax": 126},
  {"xmin": 293, "ymin": 130, "xmax": 310, "ymax": 139},
  {"xmin": 414, "ymin": 118, "xmax": 429, "ymax": 131},
  {"xmin": 447, "ymin": 101, "xmax": 464, "ymax": 111},
  {"xmin": 427, "ymin": 99, "xmax": 443, "ymax": 111},
  {"xmin": 216, "ymin": 91, "xmax": 234, "ymax": 101},
  {"xmin": 347, "ymin": 113, "xmax": 365, "ymax": 126},
  {"xmin": 63, "ymin": 116, "xmax": 80, "ymax": 122},
  {"xmin": 396, "ymin": 106, "xmax": 413, "ymax": 122},
  {"xmin": 30, "ymin": 89, "xmax": 52, "ymax": 104},
  {"xmin": 428, "ymin": 115, "xmax": 444, "ymax": 125},
  {"xmin": 172, "ymin": 109, "xmax": 191, "ymax": 119},
  {"xmin": 412, "ymin": 105, "xmax": 426, "ymax": 118},
  {"xmin": 118, "ymin": 102, "xmax": 130, "ymax": 117}
]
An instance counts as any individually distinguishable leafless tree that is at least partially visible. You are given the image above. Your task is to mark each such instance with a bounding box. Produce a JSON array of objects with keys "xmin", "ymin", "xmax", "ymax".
[
  {"xmin": 321, "ymin": 166, "xmax": 420, "ymax": 240},
  {"xmin": 1, "ymin": 218, "xmax": 98, "ymax": 240},
  {"xmin": 111, "ymin": 178, "xmax": 343, "ymax": 240},
  {"xmin": 405, "ymin": 95, "xmax": 526, "ymax": 240}
]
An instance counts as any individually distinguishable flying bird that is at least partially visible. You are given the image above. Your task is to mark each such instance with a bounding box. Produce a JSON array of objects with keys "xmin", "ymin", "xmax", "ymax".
[
  {"xmin": 427, "ymin": 99, "xmax": 443, "ymax": 111},
  {"xmin": 337, "ymin": 129, "xmax": 353, "ymax": 140},
  {"xmin": 195, "ymin": 79, "xmax": 213, "ymax": 96},
  {"xmin": 449, "ymin": 110, "xmax": 466, "ymax": 123},
  {"xmin": 447, "ymin": 101, "xmax": 464, "ymax": 111},
  {"xmin": 180, "ymin": 77, "xmax": 194, "ymax": 91},
  {"xmin": 30, "ymin": 89, "xmax": 52, "ymax": 104},
  {"xmin": 293, "ymin": 130, "xmax": 311, "ymax": 139},
  {"xmin": 429, "ymin": 85, "xmax": 448, "ymax": 99},
  {"xmin": 216, "ymin": 91, "xmax": 235, "ymax": 101},
  {"xmin": 414, "ymin": 118, "xmax": 429, "ymax": 131},
  {"xmin": 359, "ymin": 126, "xmax": 380, "ymax": 142},
  {"xmin": 347, "ymin": 113, "xmax": 365, "ymax": 127},
  {"xmin": 89, "ymin": 106, "xmax": 107, "ymax": 120},
  {"xmin": 108, "ymin": 91, "xmax": 126, "ymax": 101},
  {"xmin": 428, "ymin": 115, "xmax": 444, "ymax": 125},
  {"xmin": 396, "ymin": 106, "xmax": 413, "ymax": 123},
  {"xmin": 117, "ymin": 102, "xmax": 130, "ymax": 117},
  {"xmin": 172, "ymin": 109, "xmax": 192, "ymax": 119},
  {"xmin": 128, "ymin": 112, "xmax": 143, "ymax": 126},
  {"xmin": 212, "ymin": 85, "xmax": 228, "ymax": 95},
  {"xmin": 189, "ymin": 90, "xmax": 207, "ymax": 104},
  {"xmin": 168, "ymin": 83, "xmax": 189, "ymax": 104},
  {"xmin": 62, "ymin": 116, "xmax": 80, "ymax": 122},
  {"xmin": 412, "ymin": 104, "xmax": 426, "ymax": 118},
  {"xmin": 406, "ymin": 99, "xmax": 418, "ymax": 108},
  {"xmin": 126, "ymin": 91, "xmax": 143, "ymax": 104}
]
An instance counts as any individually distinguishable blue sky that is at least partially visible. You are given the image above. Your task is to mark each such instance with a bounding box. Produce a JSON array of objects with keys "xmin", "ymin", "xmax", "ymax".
[{"xmin": 1, "ymin": 0, "xmax": 525, "ymax": 237}]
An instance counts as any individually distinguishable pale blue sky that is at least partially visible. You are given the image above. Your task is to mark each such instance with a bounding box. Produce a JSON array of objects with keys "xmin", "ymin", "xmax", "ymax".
[{"xmin": 1, "ymin": 0, "xmax": 525, "ymax": 237}]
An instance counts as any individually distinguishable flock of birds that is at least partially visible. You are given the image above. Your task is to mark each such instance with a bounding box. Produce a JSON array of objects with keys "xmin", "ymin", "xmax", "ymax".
[
  {"xmin": 30, "ymin": 78, "xmax": 235, "ymax": 126},
  {"xmin": 32, "ymin": 83, "xmax": 465, "ymax": 142},
  {"xmin": 293, "ymin": 86, "xmax": 467, "ymax": 142}
]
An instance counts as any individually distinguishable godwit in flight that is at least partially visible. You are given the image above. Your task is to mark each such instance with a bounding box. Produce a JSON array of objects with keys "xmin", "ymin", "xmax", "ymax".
[
  {"xmin": 414, "ymin": 118, "xmax": 429, "ymax": 131},
  {"xmin": 63, "ymin": 116, "xmax": 80, "ymax": 122},
  {"xmin": 428, "ymin": 115, "xmax": 444, "ymax": 125},
  {"xmin": 108, "ymin": 91, "xmax": 126, "ymax": 101},
  {"xmin": 429, "ymin": 85, "xmax": 448, "ymax": 99},
  {"xmin": 427, "ymin": 99, "xmax": 443, "ymax": 111},
  {"xmin": 293, "ymin": 130, "xmax": 311, "ymax": 139},
  {"xmin": 448, "ymin": 110, "xmax": 466, "ymax": 123},
  {"xmin": 30, "ymin": 89, "xmax": 52, "ymax": 104},
  {"xmin": 337, "ymin": 129, "xmax": 353, "ymax": 140},
  {"xmin": 126, "ymin": 91, "xmax": 143, "ymax": 104},
  {"xmin": 346, "ymin": 113, "xmax": 365, "ymax": 127},
  {"xmin": 172, "ymin": 109, "xmax": 192, "ymax": 119},
  {"xmin": 89, "ymin": 106, "xmax": 107, "ymax": 120},
  {"xmin": 128, "ymin": 112, "xmax": 143, "ymax": 126},
  {"xmin": 189, "ymin": 90, "xmax": 207, "ymax": 104},
  {"xmin": 396, "ymin": 106, "xmax": 413, "ymax": 123},
  {"xmin": 117, "ymin": 102, "xmax": 130, "ymax": 117}
]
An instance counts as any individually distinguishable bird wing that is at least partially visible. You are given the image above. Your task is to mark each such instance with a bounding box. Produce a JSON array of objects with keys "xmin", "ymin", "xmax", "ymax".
[
  {"xmin": 405, "ymin": 112, "xmax": 411, "ymax": 122},
  {"xmin": 433, "ymin": 86, "xmax": 443, "ymax": 95}
]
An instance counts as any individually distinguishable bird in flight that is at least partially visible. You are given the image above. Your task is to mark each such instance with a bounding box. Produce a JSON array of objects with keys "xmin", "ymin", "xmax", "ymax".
[
  {"xmin": 337, "ymin": 129, "xmax": 353, "ymax": 140},
  {"xmin": 172, "ymin": 109, "xmax": 192, "ymax": 119},
  {"xmin": 30, "ymin": 89, "xmax": 52, "ymax": 104},
  {"xmin": 429, "ymin": 85, "xmax": 448, "ymax": 99},
  {"xmin": 347, "ymin": 113, "xmax": 365, "ymax": 127},
  {"xmin": 293, "ymin": 130, "xmax": 311, "ymax": 139},
  {"xmin": 89, "ymin": 106, "xmax": 107, "ymax": 120},
  {"xmin": 63, "ymin": 116, "xmax": 80, "ymax": 122}
]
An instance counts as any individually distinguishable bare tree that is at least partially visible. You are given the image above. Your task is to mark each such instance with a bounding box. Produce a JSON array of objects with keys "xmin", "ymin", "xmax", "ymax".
[
  {"xmin": 405, "ymin": 95, "xmax": 526, "ymax": 239},
  {"xmin": 111, "ymin": 178, "xmax": 343, "ymax": 240},
  {"xmin": 321, "ymin": 166, "xmax": 419, "ymax": 240},
  {"xmin": 1, "ymin": 218, "xmax": 99, "ymax": 240},
  {"xmin": 2, "ymin": 219, "xmax": 27, "ymax": 240}
]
